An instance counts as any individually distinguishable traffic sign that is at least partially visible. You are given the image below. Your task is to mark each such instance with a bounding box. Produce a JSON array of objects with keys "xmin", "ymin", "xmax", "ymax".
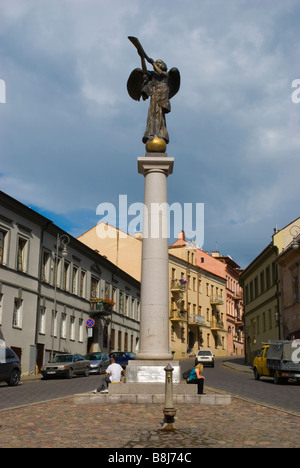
[{"xmin": 86, "ymin": 318, "xmax": 95, "ymax": 328}]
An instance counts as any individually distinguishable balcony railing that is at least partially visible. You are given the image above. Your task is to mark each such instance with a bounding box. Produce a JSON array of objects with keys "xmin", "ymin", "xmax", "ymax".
[
  {"xmin": 170, "ymin": 279, "xmax": 187, "ymax": 292},
  {"xmin": 210, "ymin": 294, "xmax": 224, "ymax": 305},
  {"xmin": 189, "ymin": 314, "xmax": 205, "ymax": 326},
  {"xmin": 90, "ymin": 299, "xmax": 114, "ymax": 316},
  {"xmin": 170, "ymin": 309, "xmax": 188, "ymax": 322},
  {"xmin": 211, "ymin": 318, "xmax": 225, "ymax": 331}
]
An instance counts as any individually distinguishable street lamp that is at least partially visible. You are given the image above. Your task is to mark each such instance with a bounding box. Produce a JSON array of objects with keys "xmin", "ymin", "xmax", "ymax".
[
  {"xmin": 51, "ymin": 233, "xmax": 70, "ymax": 360},
  {"xmin": 290, "ymin": 226, "xmax": 300, "ymax": 250}
]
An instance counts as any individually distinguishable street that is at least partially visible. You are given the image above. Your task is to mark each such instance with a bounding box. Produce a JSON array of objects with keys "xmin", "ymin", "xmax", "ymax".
[
  {"xmin": 0, "ymin": 357, "xmax": 299, "ymax": 414},
  {"xmin": 181, "ymin": 357, "xmax": 300, "ymax": 414}
]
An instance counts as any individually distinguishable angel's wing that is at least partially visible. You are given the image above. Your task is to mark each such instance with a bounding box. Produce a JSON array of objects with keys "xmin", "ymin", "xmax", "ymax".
[
  {"xmin": 168, "ymin": 68, "xmax": 181, "ymax": 100},
  {"xmin": 127, "ymin": 68, "xmax": 144, "ymax": 101}
]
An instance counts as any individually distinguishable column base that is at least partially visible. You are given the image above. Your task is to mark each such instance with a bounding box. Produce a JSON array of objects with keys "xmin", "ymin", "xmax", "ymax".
[{"xmin": 126, "ymin": 360, "xmax": 181, "ymax": 383}]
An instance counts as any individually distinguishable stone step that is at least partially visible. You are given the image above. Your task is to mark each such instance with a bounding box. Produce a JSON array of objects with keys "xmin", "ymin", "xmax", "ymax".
[{"xmin": 74, "ymin": 392, "xmax": 231, "ymax": 405}]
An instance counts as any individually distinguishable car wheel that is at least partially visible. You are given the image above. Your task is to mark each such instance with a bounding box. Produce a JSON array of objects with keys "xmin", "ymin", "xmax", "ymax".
[
  {"xmin": 253, "ymin": 367, "xmax": 260, "ymax": 380},
  {"xmin": 7, "ymin": 369, "xmax": 21, "ymax": 386},
  {"xmin": 66, "ymin": 368, "xmax": 74, "ymax": 379},
  {"xmin": 83, "ymin": 367, "xmax": 90, "ymax": 377}
]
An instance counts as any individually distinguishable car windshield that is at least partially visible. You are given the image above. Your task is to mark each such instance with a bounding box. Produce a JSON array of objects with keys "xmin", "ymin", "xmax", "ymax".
[
  {"xmin": 85, "ymin": 354, "xmax": 102, "ymax": 361},
  {"xmin": 52, "ymin": 355, "xmax": 73, "ymax": 363},
  {"xmin": 198, "ymin": 351, "xmax": 212, "ymax": 356}
]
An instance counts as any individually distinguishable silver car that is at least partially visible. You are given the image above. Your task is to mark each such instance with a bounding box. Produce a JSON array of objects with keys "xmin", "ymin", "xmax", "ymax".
[
  {"xmin": 41, "ymin": 354, "xmax": 90, "ymax": 379},
  {"xmin": 85, "ymin": 352, "xmax": 110, "ymax": 374}
]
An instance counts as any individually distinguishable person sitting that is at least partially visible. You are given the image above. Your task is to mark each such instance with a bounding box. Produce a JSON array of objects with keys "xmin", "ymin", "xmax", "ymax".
[
  {"xmin": 186, "ymin": 363, "xmax": 205, "ymax": 394},
  {"xmin": 94, "ymin": 357, "xmax": 124, "ymax": 394}
]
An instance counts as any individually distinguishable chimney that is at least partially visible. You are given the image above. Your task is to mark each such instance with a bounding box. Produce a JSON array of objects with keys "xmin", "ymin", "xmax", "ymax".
[
  {"xmin": 211, "ymin": 251, "xmax": 220, "ymax": 257},
  {"xmin": 178, "ymin": 230, "xmax": 185, "ymax": 241}
]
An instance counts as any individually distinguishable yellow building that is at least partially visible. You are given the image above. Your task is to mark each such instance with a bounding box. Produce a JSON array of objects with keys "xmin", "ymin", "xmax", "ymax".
[
  {"xmin": 79, "ymin": 223, "xmax": 227, "ymax": 359},
  {"xmin": 240, "ymin": 217, "xmax": 300, "ymax": 363},
  {"xmin": 168, "ymin": 247, "xmax": 227, "ymax": 359}
]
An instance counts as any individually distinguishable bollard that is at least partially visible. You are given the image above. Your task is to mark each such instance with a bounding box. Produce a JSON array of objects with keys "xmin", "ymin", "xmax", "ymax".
[{"xmin": 162, "ymin": 363, "xmax": 177, "ymax": 430}]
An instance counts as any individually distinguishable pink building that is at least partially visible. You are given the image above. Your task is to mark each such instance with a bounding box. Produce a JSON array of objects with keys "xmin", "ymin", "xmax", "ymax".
[{"xmin": 171, "ymin": 232, "xmax": 244, "ymax": 356}]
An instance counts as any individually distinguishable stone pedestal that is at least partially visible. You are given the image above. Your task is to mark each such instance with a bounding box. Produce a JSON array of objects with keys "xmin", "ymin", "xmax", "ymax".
[
  {"xmin": 126, "ymin": 360, "xmax": 180, "ymax": 383},
  {"xmin": 136, "ymin": 153, "xmax": 174, "ymax": 362}
]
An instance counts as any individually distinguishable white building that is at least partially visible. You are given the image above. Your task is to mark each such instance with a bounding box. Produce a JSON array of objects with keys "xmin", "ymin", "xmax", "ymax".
[{"xmin": 0, "ymin": 191, "xmax": 140, "ymax": 375}]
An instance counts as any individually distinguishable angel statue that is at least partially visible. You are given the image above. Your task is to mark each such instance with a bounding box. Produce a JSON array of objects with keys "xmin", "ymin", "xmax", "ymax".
[{"xmin": 127, "ymin": 37, "xmax": 180, "ymax": 149}]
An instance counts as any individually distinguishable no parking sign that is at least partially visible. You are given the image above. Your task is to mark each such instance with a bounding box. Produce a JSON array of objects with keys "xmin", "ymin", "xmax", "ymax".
[{"xmin": 86, "ymin": 318, "xmax": 95, "ymax": 328}]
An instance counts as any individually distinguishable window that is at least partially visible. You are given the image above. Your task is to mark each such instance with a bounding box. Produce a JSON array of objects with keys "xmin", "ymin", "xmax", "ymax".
[
  {"xmin": 13, "ymin": 299, "xmax": 22, "ymax": 328},
  {"xmin": 0, "ymin": 229, "xmax": 8, "ymax": 265},
  {"xmin": 17, "ymin": 237, "xmax": 28, "ymax": 272},
  {"xmin": 51, "ymin": 310, "xmax": 58, "ymax": 337},
  {"xmin": 78, "ymin": 319, "xmax": 84, "ymax": 343},
  {"xmin": 70, "ymin": 316, "xmax": 75, "ymax": 341},
  {"xmin": 90, "ymin": 277, "xmax": 99, "ymax": 299},
  {"xmin": 63, "ymin": 261, "xmax": 70, "ymax": 291},
  {"xmin": 72, "ymin": 266, "xmax": 78, "ymax": 295},
  {"xmin": 0, "ymin": 293, "xmax": 3, "ymax": 325},
  {"xmin": 80, "ymin": 270, "xmax": 86, "ymax": 298},
  {"xmin": 110, "ymin": 328, "xmax": 115, "ymax": 350},
  {"xmin": 42, "ymin": 250, "xmax": 50, "ymax": 282},
  {"xmin": 119, "ymin": 292, "xmax": 124, "ymax": 314},
  {"xmin": 293, "ymin": 272, "xmax": 299, "ymax": 302},
  {"xmin": 61, "ymin": 313, "xmax": 67, "ymax": 339},
  {"xmin": 39, "ymin": 307, "xmax": 46, "ymax": 334}
]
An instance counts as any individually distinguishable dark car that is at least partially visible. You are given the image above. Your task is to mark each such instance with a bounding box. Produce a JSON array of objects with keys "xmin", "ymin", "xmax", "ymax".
[
  {"xmin": 109, "ymin": 352, "xmax": 136, "ymax": 368},
  {"xmin": 0, "ymin": 347, "xmax": 21, "ymax": 386},
  {"xmin": 84, "ymin": 352, "xmax": 110, "ymax": 374}
]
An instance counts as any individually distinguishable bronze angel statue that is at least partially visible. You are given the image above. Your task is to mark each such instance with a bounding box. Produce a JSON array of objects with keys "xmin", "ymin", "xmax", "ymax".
[{"xmin": 127, "ymin": 37, "xmax": 180, "ymax": 146}]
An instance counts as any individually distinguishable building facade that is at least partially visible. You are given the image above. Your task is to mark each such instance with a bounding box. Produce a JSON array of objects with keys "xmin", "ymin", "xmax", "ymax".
[
  {"xmin": 168, "ymin": 248, "xmax": 227, "ymax": 359},
  {"xmin": 169, "ymin": 232, "xmax": 244, "ymax": 358},
  {"xmin": 277, "ymin": 233, "xmax": 300, "ymax": 340},
  {"xmin": 240, "ymin": 218, "xmax": 300, "ymax": 363},
  {"xmin": 0, "ymin": 192, "xmax": 140, "ymax": 375}
]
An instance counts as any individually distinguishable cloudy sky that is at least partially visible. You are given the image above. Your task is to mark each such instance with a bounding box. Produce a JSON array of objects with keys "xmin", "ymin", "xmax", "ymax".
[{"xmin": 0, "ymin": 0, "xmax": 300, "ymax": 269}]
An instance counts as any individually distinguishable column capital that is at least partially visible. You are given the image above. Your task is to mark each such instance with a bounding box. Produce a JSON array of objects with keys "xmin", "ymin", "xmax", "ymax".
[{"xmin": 137, "ymin": 156, "xmax": 174, "ymax": 176}]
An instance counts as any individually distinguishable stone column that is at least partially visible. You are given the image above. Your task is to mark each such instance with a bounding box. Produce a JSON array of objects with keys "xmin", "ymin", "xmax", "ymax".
[{"xmin": 136, "ymin": 152, "xmax": 174, "ymax": 360}]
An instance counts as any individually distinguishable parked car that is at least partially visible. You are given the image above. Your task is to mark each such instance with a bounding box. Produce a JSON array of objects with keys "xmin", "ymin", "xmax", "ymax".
[
  {"xmin": 109, "ymin": 352, "xmax": 136, "ymax": 368},
  {"xmin": 41, "ymin": 354, "xmax": 90, "ymax": 379},
  {"xmin": 85, "ymin": 352, "xmax": 110, "ymax": 374},
  {"xmin": 0, "ymin": 347, "xmax": 21, "ymax": 386},
  {"xmin": 195, "ymin": 350, "xmax": 215, "ymax": 367}
]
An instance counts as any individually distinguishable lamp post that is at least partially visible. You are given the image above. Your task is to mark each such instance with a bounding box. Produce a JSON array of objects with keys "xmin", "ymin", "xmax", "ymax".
[
  {"xmin": 290, "ymin": 226, "xmax": 300, "ymax": 250},
  {"xmin": 51, "ymin": 233, "xmax": 70, "ymax": 360}
]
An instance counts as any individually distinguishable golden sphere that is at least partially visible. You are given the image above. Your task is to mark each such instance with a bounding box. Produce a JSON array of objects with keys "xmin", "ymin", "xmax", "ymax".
[{"xmin": 145, "ymin": 136, "xmax": 167, "ymax": 153}]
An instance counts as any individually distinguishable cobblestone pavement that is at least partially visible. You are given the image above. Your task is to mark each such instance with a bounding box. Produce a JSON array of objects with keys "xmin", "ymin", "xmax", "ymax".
[{"xmin": 0, "ymin": 392, "xmax": 299, "ymax": 448}]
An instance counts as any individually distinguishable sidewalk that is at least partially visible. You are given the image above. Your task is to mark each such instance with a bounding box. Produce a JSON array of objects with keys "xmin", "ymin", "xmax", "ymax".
[{"xmin": 221, "ymin": 358, "xmax": 253, "ymax": 374}]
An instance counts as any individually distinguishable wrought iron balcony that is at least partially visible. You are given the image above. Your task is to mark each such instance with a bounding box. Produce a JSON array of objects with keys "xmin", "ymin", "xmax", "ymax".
[{"xmin": 90, "ymin": 299, "xmax": 114, "ymax": 316}]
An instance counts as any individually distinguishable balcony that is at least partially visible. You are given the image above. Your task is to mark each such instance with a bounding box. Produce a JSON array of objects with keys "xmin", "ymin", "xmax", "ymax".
[
  {"xmin": 90, "ymin": 298, "xmax": 114, "ymax": 316},
  {"xmin": 170, "ymin": 279, "xmax": 187, "ymax": 293},
  {"xmin": 211, "ymin": 318, "xmax": 225, "ymax": 331},
  {"xmin": 210, "ymin": 294, "xmax": 224, "ymax": 305},
  {"xmin": 189, "ymin": 314, "xmax": 205, "ymax": 326},
  {"xmin": 170, "ymin": 309, "xmax": 188, "ymax": 322}
]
